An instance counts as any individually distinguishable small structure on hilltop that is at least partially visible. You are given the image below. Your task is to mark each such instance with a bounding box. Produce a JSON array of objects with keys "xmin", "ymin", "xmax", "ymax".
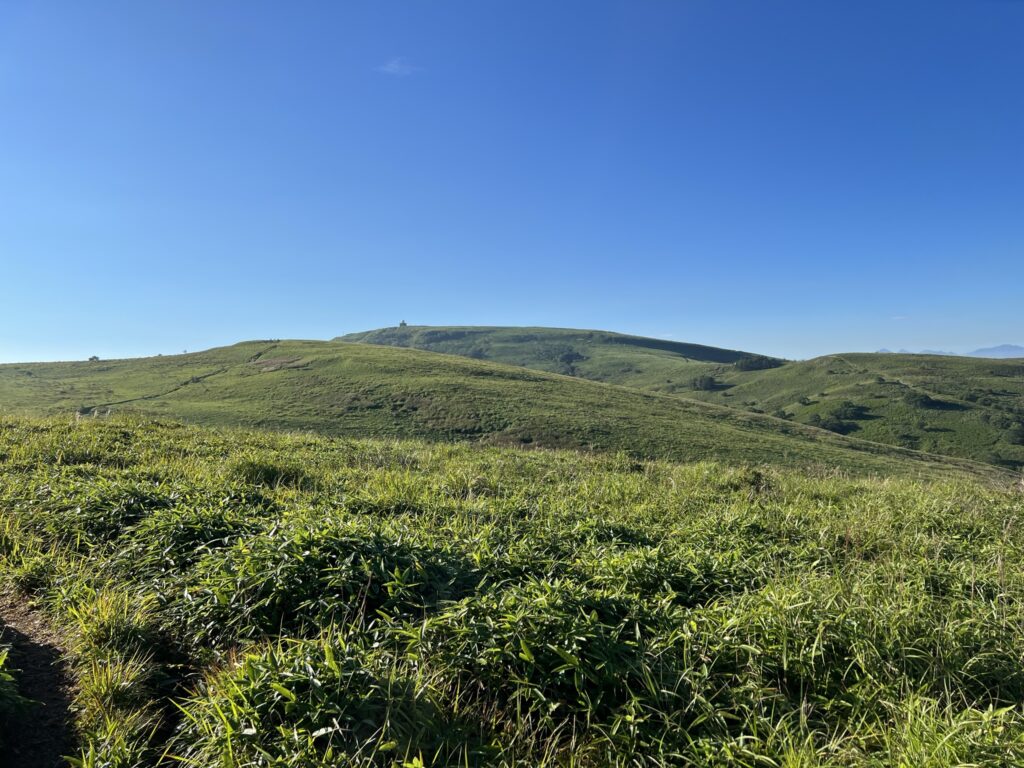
[{"xmin": 399, "ymin": 320, "xmax": 408, "ymax": 328}]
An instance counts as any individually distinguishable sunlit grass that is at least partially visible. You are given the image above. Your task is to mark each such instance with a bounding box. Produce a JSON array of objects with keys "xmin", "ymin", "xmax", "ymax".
[{"xmin": 1, "ymin": 415, "xmax": 1022, "ymax": 765}]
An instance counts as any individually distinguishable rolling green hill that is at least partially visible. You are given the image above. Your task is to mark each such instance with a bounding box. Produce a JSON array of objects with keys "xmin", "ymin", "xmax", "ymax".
[
  {"xmin": 341, "ymin": 327, "xmax": 1024, "ymax": 471},
  {"xmin": 337, "ymin": 325, "xmax": 778, "ymax": 391},
  {"xmin": 0, "ymin": 340, "xmax": 1006, "ymax": 481},
  {"xmin": 690, "ymin": 353, "xmax": 1024, "ymax": 471}
]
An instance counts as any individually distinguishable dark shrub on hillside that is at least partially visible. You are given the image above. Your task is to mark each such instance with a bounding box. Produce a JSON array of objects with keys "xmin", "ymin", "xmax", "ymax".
[
  {"xmin": 734, "ymin": 355, "xmax": 783, "ymax": 371},
  {"xmin": 691, "ymin": 375, "xmax": 719, "ymax": 391},
  {"xmin": 903, "ymin": 391, "xmax": 966, "ymax": 411},
  {"xmin": 904, "ymin": 391, "xmax": 939, "ymax": 409},
  {"xmin": 808, "ymin": 414, "xmax": 857, "ymax": 435},
  {"xmin": 1008, "ymin": 424, "xmax": 1024, "ymax": 446},
  {"xmin": 832, "ymin": 401, "xmax": 869, "ymax": 420}
]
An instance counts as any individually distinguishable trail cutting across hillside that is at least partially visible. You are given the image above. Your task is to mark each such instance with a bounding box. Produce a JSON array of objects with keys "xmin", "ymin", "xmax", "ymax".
[
  {"xmin": 0, "ymin": 591, "xmax": 77, "ymax": 767},
  {"xmin": 79, "ymin": 343, "xmax": 282, "ymax": 414}
]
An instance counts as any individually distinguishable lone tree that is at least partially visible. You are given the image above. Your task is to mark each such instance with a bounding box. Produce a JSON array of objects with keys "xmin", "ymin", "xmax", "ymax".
[{"xmin": 88, "ymin": 355, "xmax": 100, "ymax": 362}]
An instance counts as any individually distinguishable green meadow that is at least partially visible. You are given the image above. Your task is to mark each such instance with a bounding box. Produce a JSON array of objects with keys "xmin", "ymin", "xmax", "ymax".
[
  {"xmin": 0, "ymin": 339, "xmax": 1003, "ymax": 481},
  {"xmin": 1, "ymin": 416, "xmax": 1023, "ymax": 766},
  {"xmin": 1, "ymin": 328, "xmax": 1022, "ymax": 766},
  {"xmin": 694, "ymin": 353, "xmax": 1024, "ymax": 470},
  {"xmin": 341, "ymin": 326, "xmax": 1024, "ymax": 471}
]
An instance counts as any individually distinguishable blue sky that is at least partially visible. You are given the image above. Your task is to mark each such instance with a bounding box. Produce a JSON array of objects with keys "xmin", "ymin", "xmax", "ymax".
[{"xmin": 1, "ymin": 1, "xmax": 1021, "ymax": 362}]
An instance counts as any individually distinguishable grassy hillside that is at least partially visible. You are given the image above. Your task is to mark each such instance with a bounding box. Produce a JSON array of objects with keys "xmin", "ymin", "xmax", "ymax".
[
  {"xmin": 337, "ymin": 325, "xmax": 777, "ymax": 391},
  {"xmin": 0, "ymin": 340, "xmax": 1006, "ymax": 481},
  {"xmin": 1, "ymin": 416, "xmax": 1023, "ymax": 766},
  {"xmin": 691, "ymin": 353, "xmax": 1024, "ymax": 471},
  {"xmin": 341, "ymin": 327, "xmax": 1024, "ymax": 471}
]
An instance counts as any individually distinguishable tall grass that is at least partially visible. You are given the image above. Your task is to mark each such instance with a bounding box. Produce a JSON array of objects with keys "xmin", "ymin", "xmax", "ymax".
[{"xmin": 0, "ymin": 416, "xmax": 1022, "ymax": 766}]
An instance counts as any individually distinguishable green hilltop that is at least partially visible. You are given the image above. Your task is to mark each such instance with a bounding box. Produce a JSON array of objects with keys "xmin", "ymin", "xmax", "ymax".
[
  {"xmin": 341, "ymin": 326, "xmax": 1024, "ymax": 471},
  {"xmin": 0, "ymin": 339, "xmax": 1007, "ymax": 481},
  {"xmin": 338, "ymin": 325, "xmax": 772, "ymax": 390}
]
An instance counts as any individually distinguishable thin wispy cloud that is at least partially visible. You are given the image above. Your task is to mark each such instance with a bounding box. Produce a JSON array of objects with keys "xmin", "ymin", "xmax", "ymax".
[
  {"xmin": 377, "ymin": 57, "xmax": 419, "ymax": 76},
  {"xmin": 891, "ymin": 315, "xmax": 909, "ymax": 321}
]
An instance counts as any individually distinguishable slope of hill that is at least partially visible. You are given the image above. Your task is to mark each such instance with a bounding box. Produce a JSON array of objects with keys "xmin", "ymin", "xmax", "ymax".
[
  {"xmin": 2, "ymin": 417, "xmax": 1023, "ymax": 765},
  {"xmin": 340, "ymin": 327, "xmax": 1024, "ymax": 471},
  {"xmin": 337, "ymin": 325, "xmax": 780, "ymax": 392},
  {"xmin": 691, "ymin": 353, "xmax": 1024, "ymax": 470},
  {"xmin": 0, "ymin": 340, "xmax": 1006, "ymax": 481}
]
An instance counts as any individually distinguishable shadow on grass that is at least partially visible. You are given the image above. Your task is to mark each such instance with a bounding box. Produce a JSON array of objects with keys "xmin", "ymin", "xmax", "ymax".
[{"xmin": 0, "ymin": 609, "xmax": 78, "ymax": 768}]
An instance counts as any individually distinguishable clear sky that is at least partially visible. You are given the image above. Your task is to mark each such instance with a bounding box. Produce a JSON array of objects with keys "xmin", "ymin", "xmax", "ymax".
[{"xmin": 2, "ymin": 1, "xmax": 1022, "ymax": 362}]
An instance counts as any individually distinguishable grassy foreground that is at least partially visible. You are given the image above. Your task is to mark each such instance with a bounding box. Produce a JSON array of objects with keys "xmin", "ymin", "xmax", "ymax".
[{"xmin": 1, "ymin": 416, "xmax": 1023, "ymax": 766}]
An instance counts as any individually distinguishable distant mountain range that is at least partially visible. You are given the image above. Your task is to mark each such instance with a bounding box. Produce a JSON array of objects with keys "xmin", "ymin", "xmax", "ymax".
[
  {"xmin": 967, "ymin": 344, "xmax": 1024, "ymax": 359},
  {"xmin": 877, "ymin": 345, "xmax": 1024, "ymax": 359}
]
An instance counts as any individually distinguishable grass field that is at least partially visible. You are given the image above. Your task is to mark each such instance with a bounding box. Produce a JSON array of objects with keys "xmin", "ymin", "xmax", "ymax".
[
  {"xmin": 1, "ymin": 416, "xmax": 1023, "ymax": 766},
  {"xmin": 0, "ymin": 340, "xmax": 1006, "ymax": 481},
  {"xmin": 341, "ymin": 326, "xmax": 1024, "ymax": 471},
  {"xmin": 693, "ymin": 353, "xmax": 1024, "ymax": 470}
]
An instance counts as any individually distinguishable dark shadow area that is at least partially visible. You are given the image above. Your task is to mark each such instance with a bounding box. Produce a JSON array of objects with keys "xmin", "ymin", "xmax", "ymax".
[
  {"xmin": 689, "ymin": 375, "xmax": 732, "ymax": 392},
  {"xmin": 607, "ymin": 334, "xmax": 752, "ymax": 363},
  {"xmin": 928, "ymin": 400, "xmax": 968, "ymax": 412},
  {"xmin": 0, "ymin": 606, "xmax": 78, "ymax": 768},
  {"xmin": 903, "ymin": 391, "xmax": 968, "ymax": 411}
]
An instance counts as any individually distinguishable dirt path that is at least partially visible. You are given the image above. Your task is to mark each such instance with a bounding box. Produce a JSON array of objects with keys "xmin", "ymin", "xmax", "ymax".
[
  {"xmin": 81, "ymin": 365, "xmax": 229, "ymax": 412},
  {"xmin": 79, "ymin": 342, "xmax": 281, "ymax": 415},
  {"xmin": 0, "ymin": 591, "xmax": 77, "ymax": 768}
]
